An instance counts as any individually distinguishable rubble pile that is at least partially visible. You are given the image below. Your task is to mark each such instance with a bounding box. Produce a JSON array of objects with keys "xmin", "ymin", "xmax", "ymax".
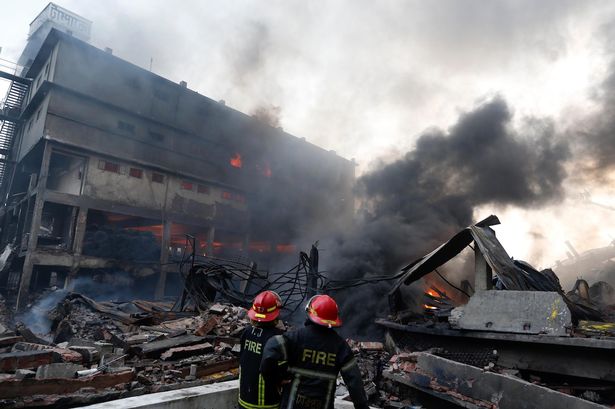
[
  {"xmin": 341, "ymin": 340, "xmax": 445, "ymax": 409},
  {"xmin": 341, "ymin": 340, "xmax": 390, "ymax": 406},
  {"xmin": 383, "ymin": 347, "xmax": 615, "ymax": 407},
  {"xmin": 342, "ymin": 347, "xmax": 459, "ymax": 408},
  {"xmin": 6, "ymin": 216, "xmax": 615, "ymax": 408},
  {"xmin": 0, "ymin": 294, "xmax": 12, "ymax": 334},
  {"xmin": 375, "ymin": 217, "xmax": 615, "ymax": 408},
  {"xmin": 382, "ymin": 350, "xmax": 505, "ymax": 408},
  {"xmin": 50, "ymin": 300, "xmax": 125, "ymax": 343},
  {"xmin": 0, "ymin": 293, "xmax": 249, "ymax": 408}
]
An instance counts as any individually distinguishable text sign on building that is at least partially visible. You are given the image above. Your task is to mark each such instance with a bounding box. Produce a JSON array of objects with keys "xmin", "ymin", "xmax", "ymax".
[{"xmin": 29, "ymin": 3, "xmax": 92, "ymax": 41}]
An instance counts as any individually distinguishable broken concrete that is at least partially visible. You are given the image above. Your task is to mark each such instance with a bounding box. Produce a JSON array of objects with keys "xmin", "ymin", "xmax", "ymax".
[
  {"xmin": 0, "ymin": 349, "xmax": 55, "ymax": 371},
  {"xmin": 130, "ymin": 335, "xmax": 205, "ymax": 358},
  {"xmin": 450, "ymin": 290, "xmax": 572, "ymax": 336},
  {"xmin": 12, "ymin": 342, "xmax": 83, "ymax": 363},
  {"xmin": 386, "ymin": 352, "xmax": 605, "ymax": 409},
  {"xmin": 69, "ymin": 345, "xmax": 100, "ymax": 363},
  {"xmin": 35, "ymin": 362, "xmax": 84, "ymax": 379},
  {"xmin": 161, "ymin": 342, "xmax": 214, "ymax": 361},
  {"xmin": 0, "ymin": 368, "xmax": 135, "ymax": 399},
  {"xmin": 0, "ymin": 335, "xmax": 23, "ymax": 347},
  {"xmin": 14, "ymin": 369, "xmax": 35, "ymax": 379}
]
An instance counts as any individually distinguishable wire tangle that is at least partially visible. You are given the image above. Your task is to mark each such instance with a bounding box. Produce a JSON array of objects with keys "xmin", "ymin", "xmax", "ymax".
[{"xmin": 174, "ymin": 236, "xmax": 405, "ymax": 317}]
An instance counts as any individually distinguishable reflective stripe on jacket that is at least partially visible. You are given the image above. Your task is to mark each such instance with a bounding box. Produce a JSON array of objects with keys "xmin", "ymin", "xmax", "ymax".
[{"xmin": 239, "ymin": 324, "xmax": 284, "ymax": 409}]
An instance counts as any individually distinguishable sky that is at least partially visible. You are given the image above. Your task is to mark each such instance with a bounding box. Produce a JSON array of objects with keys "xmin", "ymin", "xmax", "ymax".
[{"xmin": 2, "ymin": 0, "xmax": 615, "ymax": 286}]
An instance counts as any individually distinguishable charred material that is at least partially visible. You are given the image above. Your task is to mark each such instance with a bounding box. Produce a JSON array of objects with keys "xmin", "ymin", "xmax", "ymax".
[
  {"xmin": 379, "ymin": 216, "xmax": 615, "ymax": 407},
  {"xmin": 178, "ymin": 240, "xmax": 321, "ymax": 317},
  {"xmin": 389, "ymin": 215, "xmax": 603, "ymax": 323},
  {"xmin": 0, "ymin": 293, "xmax": 248, "ymax": 408}
]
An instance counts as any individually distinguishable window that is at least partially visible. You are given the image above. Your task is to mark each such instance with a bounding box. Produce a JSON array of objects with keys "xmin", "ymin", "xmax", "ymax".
[
  {"xmin": 152, "ymin": 173, "xmax": 164, "ymax": 183},
  {"xmin": 46, "ymin": 152, "xmax": 86, "ymax": 195},
  {"xmin": 181, "ymin": 181, "xmax": 193, "ymax": 191},
  {"xmin": 129, "ymin": 167, "xmax": 143, "ymax": 179},
  {"xmin": 222, "ymin": 191, "xmax": 245, "ymax": 202},
  {"xmin": 44, "ymin": 63, "xmax": 50, "ymax": 77},
  {"xmin": 149, "ymin": 131, "xmax": 164, "ymax": 142},
  {"xmin": 197, "ymin": 184, "xmax": 209, "ymax": 194},
  {"xmin": 27, "ymin": 121, "xmax": 32, "ymax": 132},
  {"xmin": 99, "ymin": 160, "xmax": 120, "ymax": 173},
  {"xmin": 36, "ymin": 109, "xmax": 41, "ymax": 121},
  {"xmin": 117, "ymin": 120, "xmax": 135, "ymax": 134}
]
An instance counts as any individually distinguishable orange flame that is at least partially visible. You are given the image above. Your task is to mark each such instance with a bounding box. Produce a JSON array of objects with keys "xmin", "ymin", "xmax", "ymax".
[
  {"xmin": 256, "ymin": 162, "xmax": 272, "ymax": 177},
  {"xmin": 275, "ymin": 244, "xmax": 297, "ymax": 253},
  {"xmin": 249, "ymin": 241, "xmax": 272, "ymax": 252},
  {"xmin": 230, "ymin": 153, "xmax": 242, "ymax": 168},
  {"xmin": 426, "ymin": 289, "xmax": 440, "ymax": 298},
  {"xmin": 423, "ymin": 304, "xmax": 438, "ymax": 310}
]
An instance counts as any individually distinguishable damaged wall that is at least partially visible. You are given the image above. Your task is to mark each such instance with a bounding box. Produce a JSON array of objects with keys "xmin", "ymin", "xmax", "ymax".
[{"xmin": 1, "ymin": 28, "xmax": 355, "ymax": 306}]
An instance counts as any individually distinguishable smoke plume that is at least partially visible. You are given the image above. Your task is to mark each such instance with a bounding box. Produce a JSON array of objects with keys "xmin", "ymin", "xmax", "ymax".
[
  {"xmin": 580, "ymin": 32, "xmax": 615, "ymax": 174},
  {"xmin": 325, "ymin": 96, "xmax": 570, "ymax": 337},
  {"xmin": 251, "ymin": 104, "xmax": 282, "ymax": 128},
  {"xmin": 226, "ymin": 21, "xmax": 271, "ymax": 88}
]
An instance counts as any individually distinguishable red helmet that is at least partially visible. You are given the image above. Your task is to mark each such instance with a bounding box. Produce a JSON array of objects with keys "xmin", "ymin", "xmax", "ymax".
[
  {"xmin": 248, "ymin": 291, "xmax": 282, "ymax": 322},
  {"xmin": 305, "ymin": 294, "xmax": 342, "ymax": 328}
]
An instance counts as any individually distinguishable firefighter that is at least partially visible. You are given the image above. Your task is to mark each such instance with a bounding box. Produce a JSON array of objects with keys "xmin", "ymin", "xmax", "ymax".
[
  {"xmin": 239, "ymin": 290, "xmax": 286, "ymax": 409},
  {"xmin": 260, "ymin": 294, "xmax": 369, "ymax": 409}
]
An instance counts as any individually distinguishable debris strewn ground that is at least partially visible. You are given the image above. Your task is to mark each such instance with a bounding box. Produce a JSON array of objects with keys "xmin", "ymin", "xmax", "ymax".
[{"xmin": 0, "ymin": 293, "xmax": 247, "ymax": 408}]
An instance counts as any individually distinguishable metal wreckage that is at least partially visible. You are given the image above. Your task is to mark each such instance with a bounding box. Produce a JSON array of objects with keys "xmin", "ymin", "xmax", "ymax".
[{"xmin": 1, "ymin": 216, "xmax": 615, "ymax": 408}]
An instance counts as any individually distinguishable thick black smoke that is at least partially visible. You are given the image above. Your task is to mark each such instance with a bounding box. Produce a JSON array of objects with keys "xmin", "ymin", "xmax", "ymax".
[
  {"xmin": 325, "ymin": 97, "xmax": 570, "ymax": 337},
  {"xmin": 251, "ymin": 104, "xmax": 282, "ymax": 128},
  {"xmin": 583, "ymin": 55, "xmax": 615, "ymax": 172}
]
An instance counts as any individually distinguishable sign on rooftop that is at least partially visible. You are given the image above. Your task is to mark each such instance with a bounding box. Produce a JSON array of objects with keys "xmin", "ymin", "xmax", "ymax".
[{"xmin": 29, "ymin": 2, "xmax": 92, "ymax": 41}]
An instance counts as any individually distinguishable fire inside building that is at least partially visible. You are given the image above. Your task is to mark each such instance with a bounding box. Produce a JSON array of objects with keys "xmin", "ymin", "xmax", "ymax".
[
  {"xmin": 4, "ymin": 4, "xmax": 615, "ymax": 409},
  {"xmin": 0, "ymin": 3, "xmax": 354, "ymax": 309}
]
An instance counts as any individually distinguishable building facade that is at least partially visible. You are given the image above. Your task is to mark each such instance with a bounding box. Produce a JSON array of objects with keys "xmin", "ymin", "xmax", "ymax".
[{"xmin": 0, "ymin": 25, "xmax": 354, "ymax": 308}]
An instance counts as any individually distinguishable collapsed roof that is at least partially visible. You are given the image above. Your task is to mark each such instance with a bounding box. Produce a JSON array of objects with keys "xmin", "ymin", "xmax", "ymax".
[{"xmin": 388, "ymin": 215, "xmax": 602, "ymax": 322}]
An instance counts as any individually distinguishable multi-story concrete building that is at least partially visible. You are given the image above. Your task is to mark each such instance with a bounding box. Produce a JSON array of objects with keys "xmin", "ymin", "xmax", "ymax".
[{"xmin": 0, "ymin": 5, "xmax": 354, "ymax": 308}]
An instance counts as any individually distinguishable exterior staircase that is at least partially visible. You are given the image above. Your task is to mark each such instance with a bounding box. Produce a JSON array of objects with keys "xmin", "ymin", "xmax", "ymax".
[{"xmin": 0, "ymin": 78, "xmax": 29, "ymax": 193}]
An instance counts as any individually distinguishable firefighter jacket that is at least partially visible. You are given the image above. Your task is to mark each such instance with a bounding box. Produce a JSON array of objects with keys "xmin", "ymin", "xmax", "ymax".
[
  {"xmin": 260, "ymin": 322, "xmax": 369, "ymax": 409},
  {"xmin": 239, "ymin": 324, "xmax": 285, "ymax": 409}
]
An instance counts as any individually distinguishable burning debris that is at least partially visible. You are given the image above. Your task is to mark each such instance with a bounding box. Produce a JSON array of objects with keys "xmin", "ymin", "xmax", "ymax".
[
  {"xmin": 0, "ymin": 243, "xmax": 388, "ymax": 407},
  {"xmin": 0, "ymin": 293, "xmax": 247, "ymax": 408},
  {"xmin": 377, "ymin": 216, "xmax": 615, "ymax": 408},
  {"xmin": 2, "ymin": 215, "xmax": 615, "ymax": 408},
  {"xmin": 3, "ymin": 3, "xmax": 615, "ymax": 408},
  {"xmin": 422, "ymin": 286, "xmax": 454, "ymax": 319},
  {"xmin": 0, "ymin": 287, "xmax": 392, "ymax": 408}
]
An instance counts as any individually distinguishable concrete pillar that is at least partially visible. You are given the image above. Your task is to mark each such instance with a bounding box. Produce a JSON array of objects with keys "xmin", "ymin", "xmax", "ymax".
[
  {"xmin": 155, "ymin": 220, "xmax": 172, "ymax": 299},
  {"xmin": 66, "ymin": 206, "xmax": 88, "ymax": 290},
  {"xmin": 307, "ymin": 245, "xmax": 319, "ymax": 297},
  {"xmin": 239, "ymin": 262, "xmax": 256, "ymax": 294},
  {"xmin": 242, "ymin": 232, "xmax": 250, "ymax": 255},
  {"xmin": 206, "ymin": 226, "xmax": 215, "ymax": 257},
  {"xmin": 72, "ymin": 207, "xmax": 88, "ymax": 255},
  {"xmin": 237, "ymin": 230, "xmax": 252, "ymax": 294},
  {"xmin": 16, "ymin": 143, "xmax": 52, "ymax": 309},
  {"xmin": 474, "ymin": 243, "xmax": 492, "ymax": 291},
  {"xmin": 13, "ymin": 201, "xmax": 27, "ymax": 248}
]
